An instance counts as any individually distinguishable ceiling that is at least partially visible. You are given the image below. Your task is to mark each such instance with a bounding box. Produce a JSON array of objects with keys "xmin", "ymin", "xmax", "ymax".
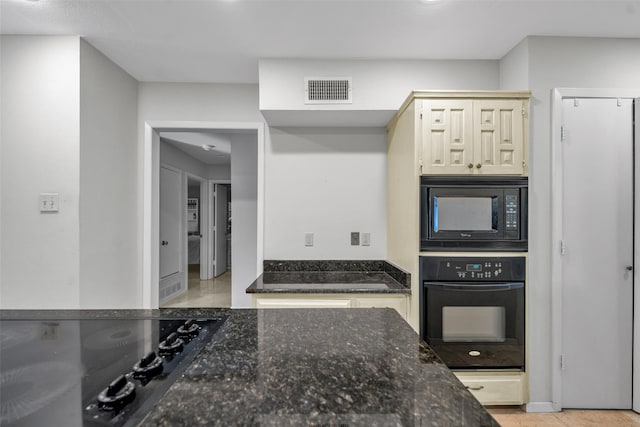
[
  {"xmin": 161, "ymin": 131, "xmax": 232, "ymax": 165},
  {"xmin": 2, "ymin": 0, "xmax": 639, "ymax": 84}
]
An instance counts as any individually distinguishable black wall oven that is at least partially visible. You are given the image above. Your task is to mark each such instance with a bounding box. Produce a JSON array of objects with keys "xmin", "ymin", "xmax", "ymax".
[
  {"xmin": 420, "ymin": 176, "xmax": 528, "ymax": 251},
  {"xmin": 420, "ymin": 256, "xmax": 525, "ymax": 370}
]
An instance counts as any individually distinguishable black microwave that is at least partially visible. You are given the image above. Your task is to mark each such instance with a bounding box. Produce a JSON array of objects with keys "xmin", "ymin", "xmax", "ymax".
[{"xmin": 420, "ymin": 176, "xmax": 528, "ymax": 251}]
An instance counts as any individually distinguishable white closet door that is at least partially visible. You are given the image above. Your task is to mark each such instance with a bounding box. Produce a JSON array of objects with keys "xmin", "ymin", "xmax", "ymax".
[
  {"xmin": 159, "ymin": 166, "xmax": 182, "ymax": 279},
  {"xmin": 561, "ymin": 97, "xmax": 633, "ymax": 408},
  {"xmin": 635, "ymin": 97, "xmax": 640, "ymax": 414}
]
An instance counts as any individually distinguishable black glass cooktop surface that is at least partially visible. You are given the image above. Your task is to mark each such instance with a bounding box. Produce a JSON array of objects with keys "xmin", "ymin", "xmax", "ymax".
[{"xmin": 0, "ymin": 317, "xmax": 227, "ymax": 426}]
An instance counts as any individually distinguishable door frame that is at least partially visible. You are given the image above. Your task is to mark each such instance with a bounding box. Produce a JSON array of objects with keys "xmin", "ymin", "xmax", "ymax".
[
  {"xmin": 185, "ymin": 172, "xmax": 210, "ymax": 281},
  {"xmin": 209, "ymin": 180, "xmax": 231, "ymax": 279},
  {"xmin": 550, "ymin": 88, "xmax": 640, "ymax": 411},
  {"xmin": 143, "ymin": 121, "xmax": 264, "ymax": 309}
]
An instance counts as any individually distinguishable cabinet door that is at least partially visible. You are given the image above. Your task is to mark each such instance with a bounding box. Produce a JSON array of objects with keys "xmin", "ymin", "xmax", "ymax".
[
  {"xmin": 422, "ymin": 100, "xmax": 474, "ymax": 174},
  {"xmin": 473, "ymin": 100, "xmax": 524, "ymax": 175}
]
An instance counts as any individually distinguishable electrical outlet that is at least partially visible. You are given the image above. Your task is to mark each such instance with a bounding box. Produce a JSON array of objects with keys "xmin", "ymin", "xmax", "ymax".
[
  {"xmin": 304, "ymin": 232, "xmax": 314, "ymax": 247},
  {"xmin": 39, "ymin": 193, "xmax": 60, "ymax": 212},
  {"xmin": 361, "ymin": 232, "xmax": 371, "ymax": 246},
  {"xmin": 41, "ymin": 322, "xmax": 59, "ymax": 340},
  {"xmin": 351, "ymin": 232, "xmax": 360, "ymax": 246}
]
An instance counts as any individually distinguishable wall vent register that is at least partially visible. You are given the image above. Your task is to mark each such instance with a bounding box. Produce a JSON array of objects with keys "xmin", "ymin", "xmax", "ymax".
[{"xmin": 304, "ymin": 77, "xmax": 352, "ymax": 104}]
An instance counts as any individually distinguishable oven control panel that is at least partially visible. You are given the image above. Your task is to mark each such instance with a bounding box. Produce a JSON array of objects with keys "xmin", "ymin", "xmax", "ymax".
[{"xmin": 421, "ymin": 256, "xmax": 526, "ymax": 281}]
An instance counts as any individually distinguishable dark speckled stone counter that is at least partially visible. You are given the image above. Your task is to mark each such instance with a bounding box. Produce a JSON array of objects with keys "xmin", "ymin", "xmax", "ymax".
[
  {"xmin": 0, "ymin": 308, "xmax": 497, "ymax": 426},
  {"xmin": 247, "ymin": 260, "xmax": 411, "ymax": 294}
]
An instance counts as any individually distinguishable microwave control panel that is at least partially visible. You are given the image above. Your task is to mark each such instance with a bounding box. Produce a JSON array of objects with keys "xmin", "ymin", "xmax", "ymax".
[
  {"xmin": 505, "ymin": 194, "xmax": 519, "ymax": 230},
  {"xmin": 421, "ymin": 257, "xmax": 526, "ymax": 281}
]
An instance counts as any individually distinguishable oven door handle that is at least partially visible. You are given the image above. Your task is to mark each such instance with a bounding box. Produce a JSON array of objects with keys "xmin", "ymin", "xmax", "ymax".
[{"xmin": 423, "ymin": 281, "xmax": 524, "ymax": 291}]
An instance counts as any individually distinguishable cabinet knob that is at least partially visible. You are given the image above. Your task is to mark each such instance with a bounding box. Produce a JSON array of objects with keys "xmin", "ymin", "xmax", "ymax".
[
  {"xmin": 161, "ymin": 240, "xmax": 169, "ymax": 246},
  {"xmin": 476, "ymin": 163, "xmax": 482, "ymax": 169},
  {"xmin": 468, "ymin": 163, "xmax": 474, "ymax": 169}
]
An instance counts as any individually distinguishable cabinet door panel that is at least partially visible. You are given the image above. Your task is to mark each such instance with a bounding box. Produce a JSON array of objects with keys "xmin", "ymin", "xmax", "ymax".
[
  {"xmin": 474, "ymin": 100, "xmax": 524, "ymax": 174},
  {"xmin": 422, "ymin": 100, "xmax": 473, "ymax": 174}
]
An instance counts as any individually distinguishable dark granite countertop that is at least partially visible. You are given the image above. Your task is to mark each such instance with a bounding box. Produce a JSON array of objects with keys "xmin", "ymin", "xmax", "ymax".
[
  {"xmin": 246, "ymin": 260, "xmax": 411, "ymax": 295},
  {"xmin": 0, "ymin": 308, "xmax": 497, "ymax": 426}
]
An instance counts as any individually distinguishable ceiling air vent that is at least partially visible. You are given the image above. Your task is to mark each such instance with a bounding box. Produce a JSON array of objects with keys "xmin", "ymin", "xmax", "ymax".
[{"xmin": 304, "ymin": 77, "xmax": 352, "ymax": 104}]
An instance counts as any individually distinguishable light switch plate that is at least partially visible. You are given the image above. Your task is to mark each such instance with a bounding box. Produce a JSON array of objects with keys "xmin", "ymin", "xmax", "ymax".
[{"xmin": 39, "ymin": 193, "xmax": 60, "ymax": 212}]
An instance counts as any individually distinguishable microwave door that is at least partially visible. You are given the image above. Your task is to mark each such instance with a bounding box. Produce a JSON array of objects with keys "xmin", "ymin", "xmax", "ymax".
[{"xmin": 430, "ymin": 190, "xmax": 504, "ymax": 240}]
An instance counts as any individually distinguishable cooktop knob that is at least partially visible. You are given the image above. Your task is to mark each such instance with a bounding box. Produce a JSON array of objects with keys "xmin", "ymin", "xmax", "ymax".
[
  {"xmin": 158, "ymin": 332, "xmax": 184, "ymax": 355},
  {"xmin": 177, "ymin": 319, "xmax": 200, "ymax": 338},
  {"xmin": 132, "ymin": 351, "xmax": 164, "ymax": 380},
  {"xmin": 97, "ymin": 374, "xmax": 136, "ymax": 411}
]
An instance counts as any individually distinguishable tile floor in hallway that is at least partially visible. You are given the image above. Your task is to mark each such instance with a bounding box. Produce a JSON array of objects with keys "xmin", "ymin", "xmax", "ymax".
[
  {"xmin": 162, "ymin": 266, "xmax": 231, "ymax": 308},
  {"xmin": 488, "ymin": 406, "xmax": 640, "ymax": 426}
]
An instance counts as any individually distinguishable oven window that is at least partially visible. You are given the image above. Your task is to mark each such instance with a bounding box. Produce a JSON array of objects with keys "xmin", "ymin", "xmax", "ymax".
[
  {"xmin": 434, "ymin": 196, "xmax": 496, "ymax": 231},
  {"xmin": 442, "ymin": 306, "xmax": 505, "ymax": 342}
]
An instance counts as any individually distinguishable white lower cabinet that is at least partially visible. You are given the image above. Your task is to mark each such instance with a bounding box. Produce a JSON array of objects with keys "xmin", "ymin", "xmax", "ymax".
[
  {"xmin": 253, "ymin": 294, "xmax": 408, "ymax": 321},
  {"xmin": 254, "ymin": 298, "xmax": 352, "ymax": 309},
  {"xmin": 454, "ymin": 372, "xmax": 526, "ymax": 405}
]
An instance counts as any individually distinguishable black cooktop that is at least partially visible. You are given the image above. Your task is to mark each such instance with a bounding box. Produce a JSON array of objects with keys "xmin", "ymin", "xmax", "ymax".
[{"xmin": 0, "ymin": 316, "xmax": 227, "ymax": 426}]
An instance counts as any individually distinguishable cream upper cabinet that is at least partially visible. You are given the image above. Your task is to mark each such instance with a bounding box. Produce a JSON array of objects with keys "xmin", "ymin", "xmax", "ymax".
[
  {"xmin": 473, "ymin": 100, "xmax": 525, "ymax": 175},
  {"xmin": 421, "ymin": 97, "xmax": 528, "ymax": 175},
  {"xmin": 422, "ymin": 100, "xmax": 474, "ymax": 174}
]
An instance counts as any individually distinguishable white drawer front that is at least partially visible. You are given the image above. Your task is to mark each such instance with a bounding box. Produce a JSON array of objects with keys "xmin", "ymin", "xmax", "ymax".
[
  {"xmin": 455, "ymin": 374, "xmax": 524, "ymax": 405},
  {"xmin": 255, "ymin": 298, "xmax": 352, "ymax": 309}
]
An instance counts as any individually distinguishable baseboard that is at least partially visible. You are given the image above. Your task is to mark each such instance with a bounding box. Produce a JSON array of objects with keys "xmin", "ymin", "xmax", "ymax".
[{"xmin": 525, "ymin": 402, "xmax": 559, "ymax": 413}]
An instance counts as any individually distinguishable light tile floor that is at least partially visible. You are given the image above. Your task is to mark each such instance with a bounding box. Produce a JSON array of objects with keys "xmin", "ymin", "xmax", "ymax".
[
  {"xmin": 162, "ymin": 266, "xmax": 231, "ymax": 308},
  {"xmin": 488, "ymin": 406, "xmax": 640, "ymax": 426}
]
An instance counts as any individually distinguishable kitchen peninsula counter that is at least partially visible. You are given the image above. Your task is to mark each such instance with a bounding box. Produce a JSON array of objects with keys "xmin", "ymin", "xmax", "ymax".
[{"xmin": 0, "ymin": 308, "xmax": 497, "ymax": 426}]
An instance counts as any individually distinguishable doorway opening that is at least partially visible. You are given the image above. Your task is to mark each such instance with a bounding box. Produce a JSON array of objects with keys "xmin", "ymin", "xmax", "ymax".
[
  {"xmin": 158, "ymin": 132, "xmax": 233, "ymax": 308},
  {"xmin": 142, "ymin": 121, "xmax": 264, "ymax": 311}
]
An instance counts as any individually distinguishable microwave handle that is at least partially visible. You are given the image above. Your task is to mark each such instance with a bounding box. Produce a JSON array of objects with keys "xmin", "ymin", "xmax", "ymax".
[{"xmin": 423, "ymin": 281, "xmax": 524, "ymax": 291}]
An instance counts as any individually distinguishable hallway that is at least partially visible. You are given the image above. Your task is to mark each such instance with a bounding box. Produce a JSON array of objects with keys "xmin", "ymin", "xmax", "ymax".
[{"xmin": 162, "ymin": 267, "xmax": 231, "ymax": 308}]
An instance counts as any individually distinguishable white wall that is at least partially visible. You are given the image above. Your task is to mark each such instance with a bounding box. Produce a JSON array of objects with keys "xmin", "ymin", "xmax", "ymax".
[
  {"xmin": 138, "ymin": 83, "xmax": 262, "ymax": 307},
  {"xmin": 499, "ymin": 36, "xmax": 640, "ymax": 409},
  {"xmin": 265, "ymin": 127, "xmax": 387, "ymax": 259},
  {"xmin": 208, "ymin": 164, "xmax": 231, "ymax": 181},
  {"xmin": 0, "ymin": 36, "xmax": 81, "ymax": 308},
  {"xmin": 499, "ymin": 38, "xmax": 530, "ymax": 90},
  {"xmin": 79, "ymin": 39, "xmax": 139, "ymax": 308},
  {"xmin": 160, "ymin": 140, "xmax": 210, "ymax": 178},
  {"xmin": 260, "ymin": 59, "xmax": 500, "ymax": 110},
  {"xmin": 230, "ymin": 133, "xmax": 259, "ymax": 308}
]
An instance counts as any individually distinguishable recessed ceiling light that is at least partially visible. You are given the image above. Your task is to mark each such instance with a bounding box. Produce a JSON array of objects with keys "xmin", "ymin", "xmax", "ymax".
[{"xmin": 202, "ymin": 144, "xmax": 216, "ymax": 151}]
